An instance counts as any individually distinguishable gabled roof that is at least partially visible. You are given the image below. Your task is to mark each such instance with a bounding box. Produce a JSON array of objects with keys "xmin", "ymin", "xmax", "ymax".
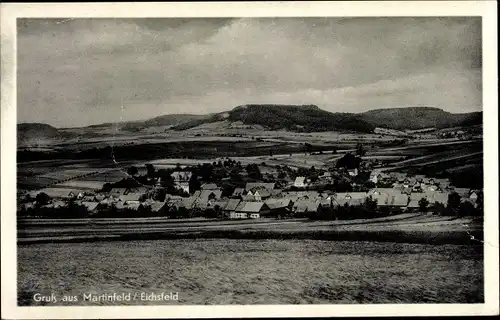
[
  {"xmin": 81, "ymin": 201, "xmax": 99, "ymax": 212},
  {"xmin": 252, "ymin": 188, "xmax": 271, "ymax": 198},
  {"xmin": 119, "ymin": 192, "xmax": 144, "ymax": 202},
  {"xmin": 52, "ymin": 200, "xmax": 67, "ymax": 208},
  {"xmin": 109, "ymin": 188, "xmax": 127, "ymax": 196},
  {"xmin": 367, "ymin": 188, "xmax": 396, "ymax": 196},
  {"xmin": 180, "ymin": 196, "xmax": 197, "ymax": 209},
  {"xmin": 241, "ymin": 194, "xmax": 256, "ymax": 202},
  {"xmin": 371, "ymin": 193, "xmax": 392, "ymax": 206},
  {"xmin": 224, "ymin": 199, "xmax": 241, "ymax": 211},
  {"xmin": 409, "ymin": 192, "xmax": 428, "ymax": 201},
  {"xmin": 198, "ymin": 190, "xmax": 222, "ymax": 202},
  {"xmin": 265, "ymin": 198, "xmax": 291, "ymax": 209},
  {"xmin": 201, "ymin": 183, "xmax": 219, "ymax": 190},
  {"xmin": 235, "ymin": 201, "xmax": 267, "ymax": 213},
  {"xmin": 293, "ymin": 200, "xmax": 319, "ymax": 213},
  {"xmin": 208, "ymin": 200, "xmax": 228, "ymax": 210},
  {"xmin": 127, "ymin": 202, "xmax": 142, "ymax": 210},
  {"xmin": 453, "ymin": 188, "xmax": 471, "ymax": 197},
  {"xmin": 245, "ymin": 182, "xmax": 275, "ymax": 191},
  {"xmin": 171, "ymin": 171, "xmax": 192, "ymax": 182},
  {"xmin": 407, "ymin": 199, "xmax": 420, "ymax": 208},
  {"xmin": 392, "ymin": 194, "xmax": 409, "ymax": 207},
  {"xmin": 271, "ymin": 189, "xmax": 283, "ymax": 196},
  {"xmin": 150, "ymin": 202, "xmax": 166, "ymax": 212},
  {"xmin": 294, "ymin": 176, "xmax": 306, "ymax": 185},
  {"xmin": 432, "ymin": 192, "xmax": 450, "ymax": 205}
]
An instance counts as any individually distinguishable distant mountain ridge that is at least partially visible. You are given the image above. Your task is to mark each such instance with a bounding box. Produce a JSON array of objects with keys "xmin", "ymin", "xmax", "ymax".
[
  {"xmin": 18, "ymin": 106, "xmax": 482, "ymax": 143},
  {"xmin": 173, "ymin": 104, "xmax": 376, "ymax": 133},
  {"xmin": 359, "ymin": 107, "xmax": 482, "ymax": 130}
]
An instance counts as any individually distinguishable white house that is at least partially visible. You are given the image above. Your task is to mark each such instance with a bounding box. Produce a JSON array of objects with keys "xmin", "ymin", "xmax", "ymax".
[
  {"xmin": 294, "ymin": 176, "xmax": 307, "ymax": 188},
  {"xmin": 348, "ymin": 168, "xmax": 358, "ymax": 177}
]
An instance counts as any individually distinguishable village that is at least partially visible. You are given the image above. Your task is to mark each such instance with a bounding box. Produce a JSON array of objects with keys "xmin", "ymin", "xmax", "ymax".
[{"xmin": 17, "ymin": 151, "xmax": 483, "ymax": 221}]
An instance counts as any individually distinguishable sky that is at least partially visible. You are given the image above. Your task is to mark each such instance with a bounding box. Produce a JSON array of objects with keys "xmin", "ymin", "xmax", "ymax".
[{"xmin": 17, "ymin": 17, "xmax": 482, "ymax": 128}]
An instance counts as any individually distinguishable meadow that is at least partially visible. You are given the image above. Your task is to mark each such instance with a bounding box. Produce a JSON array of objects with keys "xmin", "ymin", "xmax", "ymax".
[{"xmin": 18, "ymin": 239, "xmax": 483, "ymax": 305}]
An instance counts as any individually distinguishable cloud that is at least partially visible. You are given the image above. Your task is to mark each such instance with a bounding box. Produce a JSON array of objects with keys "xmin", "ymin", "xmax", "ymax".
[{"xmin": 17, "ymin": 17, "xmax": 482, "ymax": 127}]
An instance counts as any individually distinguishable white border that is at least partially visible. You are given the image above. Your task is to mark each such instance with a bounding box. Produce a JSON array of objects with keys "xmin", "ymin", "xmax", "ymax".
[{"xmin": 1, "ymin": 2, "xmax": 498, "ymax": 319}]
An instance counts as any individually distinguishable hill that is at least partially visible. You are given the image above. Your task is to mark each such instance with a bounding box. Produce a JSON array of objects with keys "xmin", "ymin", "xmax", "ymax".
[
  {"xmin": 173, "ymin": 104, "xmax": 376, "ymax": 133},
  {"xmin": 359, "ymin": 107, "xmax": 482, "ymax": 130},
  {"xmin": 17, "ymin": 123, "xmax": 62, "ymax": 145},
  {"xmin": 85, "ymin": 114, "xmax": 206, "ymax": 132}
]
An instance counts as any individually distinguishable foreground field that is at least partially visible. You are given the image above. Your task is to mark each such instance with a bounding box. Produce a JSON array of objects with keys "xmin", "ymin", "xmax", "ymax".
[
  {"xmin": 17, "ymin": 214, "xmax": 483, "ymax": 245},
  {"xmin": 18, "ymin": 239, "xmax": 483, "ymax": 305}
]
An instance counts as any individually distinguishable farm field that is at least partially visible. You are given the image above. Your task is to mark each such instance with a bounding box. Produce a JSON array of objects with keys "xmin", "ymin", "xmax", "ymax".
[
  {"xmin": 18, "ymin": 238, "xmax": 483, "ymax": 305},
  {"xmin": 17, "ymin": 214, "xmax": 483, "ymax": 245},
  {"xmin": 18, "ymin": 130, "xmax": 482, "ymax": 195}
]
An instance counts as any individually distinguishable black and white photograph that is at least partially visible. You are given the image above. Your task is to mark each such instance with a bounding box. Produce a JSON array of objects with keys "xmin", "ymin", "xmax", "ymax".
[{"xmin": 1, "ymin": 1, "xmax": 498, "ymax": 319}]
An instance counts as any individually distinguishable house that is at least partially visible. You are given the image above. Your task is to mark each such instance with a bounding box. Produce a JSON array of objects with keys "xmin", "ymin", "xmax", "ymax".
[
  {"xmin": 171, "ymin": 171, "xmax": 192, "ymax": 182},
  {"xmin": 126, "ymin": 202, "xmax": 142, "ymax": 211},
  {"xmin": 109, "ymin": 188, "xmax": 128, "ymax": 199},
  {"xmin": 52, "ymin": 200, "xmax": 67, "ymax": 209},
  {"xmin": 319, "ymin": 172, "xmax": 333, "ymax": 183},
  {"xmin": 453, "ymin": 188, "xmax": 471, "ymax": 197},
  {"xmin": 469, "ymin": 191, "xmax": 480, "ymax": 201},
  {"xmin": 81, "ymin": 201, "xmax": 100, "ymax": 213},
  {"xmin": 193, "ymin": 190, "xmax": 223, "ymax": 209},
  {"xmin": 371, "ymin": 193, "xmax": 392, "ymax": 207},
  {"xmin": 179, "ymin": 196, "xmax": 198, "ymax": 210},
  {"xmin": 171, "ymin": 171, "xmax": 193, "ymax": 193},
  {"xmin": 177, "ymin": 182, "xmax": 190, "ymax": 194},
  {"xmin": 250, "ymin": 188, "xmax": 271, "ymax": 201},
  {"xmin": 223, "ymin": 199, "xmax": 241, "ymax": 218},
  {"xmin": 401, "ymin": 186, "xmax": 412, "ymax": 195},
  {"xmin": 392, "ymin": 194, "xmax": 409, "ymax": 210},
  {"xmin": 232, "ymin": 187, "xmax": 245, "ymax": 198},
  {"xmin": 198, "ymin": 190, "xmax": 223, "ymax": 202},
  {"xmin": 434, "ymin": 178, "xmax": 451, "ymax": 189},
  {"xmin": 264, "ymin": 198, "xmax": 292, "ymax": 216},
  {"xmin": 367, "ymin": 188, "xmax": 395, "ymax": 197},
  {"xmin": 201, "ymin": 183, "xmax": 219, "ymax": 190},
  {"xmin": 119, "ymin": 192, "xmax": 144, "ymax": 204},
  {"xmin": 241, "ymin": 194, "xmax": 256, "ymax": 202},
  {"xmin": 232, "ymin": 201, "xmax": 270, "ymax": 219},
  {"xmin": 245, "ymin": 182, "xmax": 275, "ymax": 192},
  {"xmin": 293, "ymin": 200, "xmax": 320, "ymax": 214},
  {"xmin": 415, "ymin": 175, "xmax": 426, "ymax": 182},
  {"xmin": 432, "ymin": 192, "xmax": 450, "ymax": 206},
  {"xmin": 207, "ymin": 200, "xmax": 228, "ymax": 212},
  {"xmin": 271, "ymin": 189, "xmax": 283, "ymax": 197},
  {"xmin": 347, "ymin": 168, "xmax": 358, "ymax": 177},
  {"xmin": 293, "ymin": 176, "xmax": 307, "ymax": 188},
  {"xmin": 289, "ymin": 191, "xmax": 316, "ymax": 200},
  {"xmin": 369, "ymin": 171, "xmax": 380, "ymax": 184},
  {"xmin": 150, "ymin": 201, "xmax": 167, "ymax": 213},
  {"xmin": 391, "ymin": 172, "xmax": 407, "ymax": 182}
]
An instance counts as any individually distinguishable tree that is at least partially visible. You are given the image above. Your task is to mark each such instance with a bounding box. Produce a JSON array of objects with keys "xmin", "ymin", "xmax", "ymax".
[
  {"xmin": 101, "ymin": 183, "xmax": 112, "ymax": 193},
  {"xmin": 189, "ymin": 174, "xmax": 201, "ymax": 194},
  {"xmin": 145, "ymin": 163, "xmax": 156, "ymax": 178},
  {"xmin": 446, "ymin": 192, "xmax": 462, "ymax": 216},
  {"xmin": 35, "ymin": 192, "xmax": 51, "ymax": 206},
  {"xmin": 127, "ymin": 166, "xmax": 138, "ymax": 176},
  {"xmin": 459, "ymin": 201, "xmax": 475, "ymax": 217},
  {"xmin": 365, "ymin": 196, "xmax": 378, "ymax": 212},
  {"xmin": 336, "ymin": 153, "xmax": 361, "ymax": 170},
  {"xmin": 356, "ymin": 143, "xmax": 366, "ymax": 157},
  {"xmin": 418, "ymin": 198, "xmax": 429, "ymax": 212}
]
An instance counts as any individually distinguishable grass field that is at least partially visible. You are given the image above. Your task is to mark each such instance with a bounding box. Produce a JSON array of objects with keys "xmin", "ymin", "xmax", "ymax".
[{"xmin": 18, "ymin": 239, "xmax": 483, "ymax": 305}]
